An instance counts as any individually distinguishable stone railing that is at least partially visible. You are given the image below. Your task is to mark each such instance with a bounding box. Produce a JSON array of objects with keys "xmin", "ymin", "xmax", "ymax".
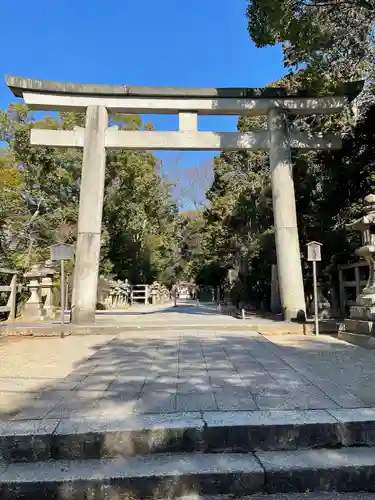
[
  {"xmin": 99, "ymin": 280, "xmax": 171, "ymax": 308},
  {"xmin": 109, "ymin": 280, "xmax": 132, "ymax": 309},
  {"xmin": 97, "ymin": 278, "xmax": 132, "ymax": 309},
  {"xmin": 21, "ymin": 269, "xmax": 134, "ymax": 319},
  {"xmin": 18, "ymin": 264, "xmax": 173, "ymax": 320},
  {"xmin": 161, "ymin": 285, "xmax": 170, "ymax": 303},
  {"xmin": 149, "ymin": 282, "xmax": 170, "ymax": 305}
]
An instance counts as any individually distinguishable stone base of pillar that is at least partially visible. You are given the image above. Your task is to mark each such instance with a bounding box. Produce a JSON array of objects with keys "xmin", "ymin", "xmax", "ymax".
[
  {"xmin": 270, "ymin": 264, "xmax": 281, "ymax": 314},
  {"xmin": 340, "ymin": 292, "xmax": 375, "ymax": 337},
  {"xmin": 71, "ymin": 232, "xmax": 101, "ymax": 324},
  {"xmin": 338, "ymin": 329, "xmax": 375, "ymax": 349},
  {"xmin": 342, "ymin": 318, "xmax": 374, "ymax": 335}
]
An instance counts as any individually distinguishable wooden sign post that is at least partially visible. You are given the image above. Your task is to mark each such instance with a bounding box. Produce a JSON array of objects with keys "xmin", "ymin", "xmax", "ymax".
[
  {"xmin": 50, "ymin": 244, "xmax": 75, "ymax": 325},
  {"xmin": 307, "ymin": 241, "xmax": 323, "ymax": 336}
]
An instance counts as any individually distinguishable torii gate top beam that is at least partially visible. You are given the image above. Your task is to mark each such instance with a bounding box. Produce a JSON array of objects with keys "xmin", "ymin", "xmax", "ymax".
[{"xmin": 5, "ymin": 76, "xmax": 363, "ymax": 116}]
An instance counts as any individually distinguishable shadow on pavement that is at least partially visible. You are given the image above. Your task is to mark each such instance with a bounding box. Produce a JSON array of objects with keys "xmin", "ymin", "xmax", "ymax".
[{"xmin": 1, "ymin": 331, "xmax": 375, "ymax": 422}]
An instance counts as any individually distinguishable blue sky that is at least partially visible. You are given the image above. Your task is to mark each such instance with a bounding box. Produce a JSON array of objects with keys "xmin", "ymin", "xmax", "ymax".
[{"xmin": 1, "ymin": 0, "xmax": 285, "ymax": 200}]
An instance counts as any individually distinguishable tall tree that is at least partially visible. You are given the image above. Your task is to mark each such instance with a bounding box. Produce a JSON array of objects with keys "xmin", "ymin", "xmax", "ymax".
[
  {"xmin": 247, "ymin": 0, "xmax": 374, "ymax": 110},
  {"xmin": 198, "ymin": 68, "xmax": 375, "ymax": 310}
]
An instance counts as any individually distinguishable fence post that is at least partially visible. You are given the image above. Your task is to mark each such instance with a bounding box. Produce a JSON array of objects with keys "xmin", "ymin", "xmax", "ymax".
[
  {"xmin": 338, "ymin": 268, "xmax": 346, "ymax": 316},
  {"xmin": 355, "ymin": 266, "xmax": 361, "ymax": 299},
  {"xmin": 6, "ymin": 273, "xmax": 17, "ymax": 320}
]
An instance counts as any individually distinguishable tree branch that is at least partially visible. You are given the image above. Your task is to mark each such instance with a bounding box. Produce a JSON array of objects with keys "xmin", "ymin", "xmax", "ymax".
[{"xmin": 297, "ymin": 0, "xmax": 374, "ymax": 9}]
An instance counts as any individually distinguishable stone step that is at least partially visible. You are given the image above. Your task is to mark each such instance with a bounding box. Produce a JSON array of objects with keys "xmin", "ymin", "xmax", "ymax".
[
  {"xmin": 2, "ymin": 447, "xmax": 375, "ymax": 499},
  {"xmin": 2, "ymin": 408, "xmax": 375, "ymax": 463}
]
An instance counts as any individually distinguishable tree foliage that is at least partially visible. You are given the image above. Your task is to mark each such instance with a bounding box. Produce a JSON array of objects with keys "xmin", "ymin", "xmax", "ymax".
[
  {"xmin": 195, "ymin": 70, "xmax": 375, "ymax": 310},
  {"xmin": 0, "ymin": 104, "xmax": 178, "ymax": 286},
  {"xmin": 247, "ymin": 0, "xmax": 375, "ymax": 110},
  {"xmin": 176, "ymin": 5, "xmax": 375, "ymax": 311}
]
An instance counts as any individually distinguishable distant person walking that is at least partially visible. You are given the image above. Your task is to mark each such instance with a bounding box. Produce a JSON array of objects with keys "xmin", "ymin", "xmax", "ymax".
[{"xmin": 171, "ymin": 283, "xmax": 179, "ymax": 307}]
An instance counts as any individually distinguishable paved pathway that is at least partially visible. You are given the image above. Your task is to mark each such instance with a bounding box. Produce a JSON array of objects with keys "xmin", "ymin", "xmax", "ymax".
[
  {"xmin": 1, "ymin": 302, "xmax": 282, "ymax": 331},
  {"xmin": 0, "ymin": 303, "xmax": 242, "ymax": 336},
  {"xmin": 94, "ymin": 302, "xmax": 243, "ymax": 327},
  {"xmin": 1, "ymin": 322, "xmax": 375, "ymax": 421}
]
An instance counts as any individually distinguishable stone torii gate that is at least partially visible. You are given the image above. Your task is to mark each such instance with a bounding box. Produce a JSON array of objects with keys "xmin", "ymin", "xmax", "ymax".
[{"xmin": 5, "ymin": 76, "xmax": 362, "ymax": 324}]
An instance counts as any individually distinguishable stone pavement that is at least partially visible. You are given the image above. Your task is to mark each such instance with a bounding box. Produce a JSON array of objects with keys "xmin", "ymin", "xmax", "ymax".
[
  {"xmin": 1, "ymin": 326, "xmax": 375, "ymax": 422},
  {"xmin": 94, "ymin": 302, "xmax": 243, "ymax": 326},
  {"xmin": 1, "ymin": 302, "xmax": 314, "ymax": 336},
  {"xmin": 0, "ymin": 302, "xmax": 242, "ymax": 334},
  {"xmin": 94, "ymin": 301, "xmax": 299, "ymax": 329}
]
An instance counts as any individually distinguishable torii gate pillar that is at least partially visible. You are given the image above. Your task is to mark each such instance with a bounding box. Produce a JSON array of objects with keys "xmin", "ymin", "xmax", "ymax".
[
  {"xmin": 269, "ymin": 107, "xmax": 305, "ymax": 320},
  {"xmin": 71, "ymin": 106, "xmax": 108, "ymax": 323}
]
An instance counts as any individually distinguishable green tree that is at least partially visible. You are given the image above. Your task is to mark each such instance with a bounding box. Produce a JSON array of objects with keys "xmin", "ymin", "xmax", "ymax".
[
  {"xmin": 247, "ymin": 0, "xmax": 374, "ymax": 77},
  {"xmin": 199, "ymin": 68, "xmax": 375, "ymax": 311},
  {"xmin": 0, "ymin": 104, "xmax": 81, "ymax": 268},
  {"xmin": 0, "ymin": 104, "xmax": 179, "ymax": 287}
]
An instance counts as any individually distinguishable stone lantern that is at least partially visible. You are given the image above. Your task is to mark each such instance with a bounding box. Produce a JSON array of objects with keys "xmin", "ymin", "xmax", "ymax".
[
  {"xmin": 150, "ymin": 281, "xmax": 161, "ymax": 305},
  {"xmin": 340, "ymin": 194, "xmax": 375, "ymax": 338},
  {"xmin": 115, "ymin": 280, "xmax": 123, "ymax": 307},
  {"xmin": 123, "ymin": 279, "xmax": 131, "ymax": 306},
  {"xmin": 22, "ymin": 264, "xmax": 45, "ymax": 321}
]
